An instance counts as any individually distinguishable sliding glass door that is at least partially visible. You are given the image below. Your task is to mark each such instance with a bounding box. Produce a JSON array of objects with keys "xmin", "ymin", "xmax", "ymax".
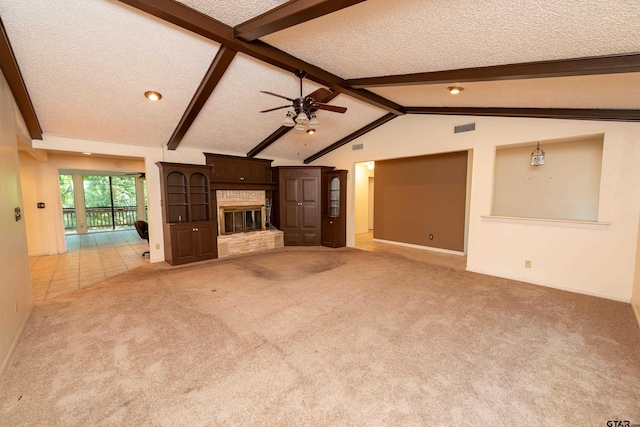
[
  {"xmin": 83, "ymin": 175, "xmax": 138, "ymax": 232},
  {"xmin": 59, "ymin": 173, "xmax": 145, "ymax": 234}
]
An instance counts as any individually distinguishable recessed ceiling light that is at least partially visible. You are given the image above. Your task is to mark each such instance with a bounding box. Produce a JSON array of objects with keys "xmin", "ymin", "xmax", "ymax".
[
  {"xmin": 306, "ymin": 128, "xmax": 316, "ymax": 135},
  {"xmin": 82, "ymin": 152, "xmax": 92, "ymax": 155},
  {"xmin": 447, "ymin": 86, "xmax": 464, "ymax": 95},
  {"xmin": 144, "ymin": 91, "xmax": 162, "ymax": 101}
]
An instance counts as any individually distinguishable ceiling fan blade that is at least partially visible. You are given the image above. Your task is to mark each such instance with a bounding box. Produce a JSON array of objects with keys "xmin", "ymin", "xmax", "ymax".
[
  {"xmin": 316, "ymin": 104, "xmax": 347, "ymax": 113},
  {"xmin": 260, "ymin": 105, "xmax": 291, "ymax": 113},
  {"xmin": 307, "ymin": 88, "xmax": 332, "ymax": 101},
  {"xmin": 260, "ymin": 91, "xmax": 294, "ymax": 101}
]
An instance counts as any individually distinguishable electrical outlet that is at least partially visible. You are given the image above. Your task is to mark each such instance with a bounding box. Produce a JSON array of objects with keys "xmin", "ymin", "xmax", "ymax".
[
  {"xmin": 155, "ymin": 243, "xmax": 160, "ymax": 250},
  {"xmin": 525, "ymin": 260, "xmax": 532, "ymax": 268}
]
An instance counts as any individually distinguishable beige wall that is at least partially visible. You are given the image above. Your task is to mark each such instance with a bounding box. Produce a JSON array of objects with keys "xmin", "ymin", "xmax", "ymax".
[
  {"xmin": 492, "ymin": 135, "xmax": 603, "ymax": 221},
  {"xmin": 0, "ymin": 71, "xmax": 33, "ymax": 374},
  {"xmin": 314, "ymin": 114, "xmax": 640, "ymax": 302},
  {"xmin": 633, "ymin": 212, "xmax": 640, "ymax": 328}
]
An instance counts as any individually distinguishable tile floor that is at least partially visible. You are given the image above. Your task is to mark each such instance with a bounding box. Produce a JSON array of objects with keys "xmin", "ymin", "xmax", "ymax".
[{"xmin": 29, "ymin": 229, "xmax": 150, "ymax": 304}]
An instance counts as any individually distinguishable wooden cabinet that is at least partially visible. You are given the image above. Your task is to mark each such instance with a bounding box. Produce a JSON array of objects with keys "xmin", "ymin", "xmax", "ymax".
[
  {"xmin": 204, "ymin": 153, "xmax": 275, "ymax": 190},
  {"xmin": 168, "ymin": 222, "xmax": 217, "ymax": 265},
  {"xmin": 321, "ymin": 170, "xmax": 347, "ymax": 248},
  {"xmin": 157, "ymin": 162, "xmax": 217, "ymax": 265},
  {"xmin": 277, "ymin": 167, "xmax": 325, "ymax": 246}
]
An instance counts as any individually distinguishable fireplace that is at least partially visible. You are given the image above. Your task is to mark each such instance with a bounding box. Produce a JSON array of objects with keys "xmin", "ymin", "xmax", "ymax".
[
  {"xmin": 220, "ymin": 206, "xmax": 265, "ymax": 235},
  {"xmin": 216, "ymin": 190, "xmax": 283, "ymax": 257}
]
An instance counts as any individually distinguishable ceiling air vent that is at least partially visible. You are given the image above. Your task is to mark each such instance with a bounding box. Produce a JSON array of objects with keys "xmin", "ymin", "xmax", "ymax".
[
  {"xmin": 454, "ymin": 123, "xmax": 476, "ymax": 134},
  {"xmin": 352, "ymin": 143, "xmax": 364, "ymax": 150}
]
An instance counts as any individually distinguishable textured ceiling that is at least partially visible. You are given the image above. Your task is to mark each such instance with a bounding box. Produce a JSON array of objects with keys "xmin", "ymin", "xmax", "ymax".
[
  {"xmin": 262, "ymin": 0, "xmax": 640, "ymax": 79},
  {"xmin": 180, "ymin": 53, "xmax": 324, "ymax": 156},
  {"xmin": 175, "ymin": 0, "xmax": 288, "ymax": 26},
  {"xmin": 0, "ymin": 0, "xmax": 219, "ymax": 146},
  {"xmin": 2, "ymin": 0, "xmax": 639, "ymax": 162},
  {"xmin": 370, "ymin": 73, "xmax": 640, "ymax": 109}
]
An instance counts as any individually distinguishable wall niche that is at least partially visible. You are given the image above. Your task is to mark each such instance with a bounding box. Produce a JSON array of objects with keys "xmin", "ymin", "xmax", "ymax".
[{"xmin": 492, "ymin": 134, "xmax": 604, "ymax": 221}]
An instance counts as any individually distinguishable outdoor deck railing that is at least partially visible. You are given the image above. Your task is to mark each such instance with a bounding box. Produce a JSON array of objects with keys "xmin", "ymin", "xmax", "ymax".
[{"xmin": 63, "ymin": 206, "xmax": 144, "ymax": 231}]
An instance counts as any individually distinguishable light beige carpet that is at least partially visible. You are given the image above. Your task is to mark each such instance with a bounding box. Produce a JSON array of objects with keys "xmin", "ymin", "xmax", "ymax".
[{"xmin": 1, "ymin": 246, "xmax": 639, "ymax": 425}]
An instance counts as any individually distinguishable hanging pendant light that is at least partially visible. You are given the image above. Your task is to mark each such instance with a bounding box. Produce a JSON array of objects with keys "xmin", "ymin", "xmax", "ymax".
[{"xmin": 531, "ymin": 142, "xmax": 545, "ymax": 166}]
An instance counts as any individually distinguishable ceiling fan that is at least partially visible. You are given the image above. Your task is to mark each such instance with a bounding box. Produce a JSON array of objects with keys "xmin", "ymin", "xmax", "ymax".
[
  {"xmin": 260, "ymin": 70, "xmax": 347, "ymax": 134},
  {"xmin": 124, "ymin": 172, "xmax": 145, "ymax": 179}
]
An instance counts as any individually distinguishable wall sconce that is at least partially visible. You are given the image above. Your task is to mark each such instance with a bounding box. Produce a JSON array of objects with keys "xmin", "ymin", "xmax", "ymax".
[{"xmin": 530, "ymin": 142, "xmax": 545, "ymax": 166}]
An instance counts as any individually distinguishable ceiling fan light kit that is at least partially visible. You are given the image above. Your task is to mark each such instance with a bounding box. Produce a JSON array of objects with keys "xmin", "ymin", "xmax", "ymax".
[
  {"xmin": 261, "ymin": 70, "xmax": 348, "ymax": 134},
  {"xmin": 283, "ymin": 111, "xmax": 296, "ymax": 127}
]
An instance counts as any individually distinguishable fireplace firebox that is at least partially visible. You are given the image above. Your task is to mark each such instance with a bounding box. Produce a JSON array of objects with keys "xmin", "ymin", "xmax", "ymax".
[{"xmin": 219, "ymin": 206, "xmax": 265, "ymax": 235}]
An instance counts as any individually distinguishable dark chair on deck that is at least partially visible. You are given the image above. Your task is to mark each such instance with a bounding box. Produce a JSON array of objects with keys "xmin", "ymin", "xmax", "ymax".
[{"xmin": 134, "ymin": 220, "xmax": 150, "ymax": 257}]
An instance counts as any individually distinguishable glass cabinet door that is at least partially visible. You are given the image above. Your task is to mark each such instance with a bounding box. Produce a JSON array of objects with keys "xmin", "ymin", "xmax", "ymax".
[{"xmin": 329, "ymin": 176, "xmax": 340, "ymax": 217}]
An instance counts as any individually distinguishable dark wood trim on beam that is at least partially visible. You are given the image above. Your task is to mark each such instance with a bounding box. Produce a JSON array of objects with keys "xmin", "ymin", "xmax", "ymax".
[
  {"xmin": 117, "ymin": 0, "xmax": 404, "ymax": 115},
  {"xmin": 234, "ymin": 0, "xmax": 365, "ymax": 42},
  {"xmin": 247, "ymin": 126, "xmax": 292, "ymax": 158},
  {"xmin": 404, "ymin": 107, "xmax": 640, "ymax": 122},
  {"xmin": 304, "ymin": 113, "xmax": 397, "ymax": 164},
  {"xmin": 0, "ymin": 16, "xmax": 42, "ymax": 140},
  {"xmin": 347, "ymin": 53, "xmax": 640, "ymax": 88},
  {"xmin": 248, "ymin": 90, "xmax": 340, "ymax": 157},
  {"xmin": 167, "ymin": 46, "xmax": 237, "ymax": 150}
]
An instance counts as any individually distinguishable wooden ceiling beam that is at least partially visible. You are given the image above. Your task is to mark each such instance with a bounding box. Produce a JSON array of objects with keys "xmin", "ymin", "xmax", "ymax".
[
  {"xmin": 346, "ymin": 53, "xmax": 640, "ymax": 88},
  {"xmin": 0, "ymin": 16, "xmax": 42, "ymax": 140},
  {"xmin": 234, "ymin": 0, "xmax": 365, "ymax": 42},
  {"xmin": 247, "ymin": 90, "xmax": 340, "ymax": 157},
  {"xmin": 247, "ymin": 126, "xmax": 293, "ymax": 158},
  {"xmin": 117, "ymin": 0, "xmax": 404, "ymax": 115},
  {"xmin": 404, "ymin": 107, "xmax": 640, "ymax": 122},
  {"xmin": 304, "ymin": 113, "xmax": 397, "ymax": 164},
  {"xmin": 167, "ymin": 46, "xmax": 237, "ymax": 150}
]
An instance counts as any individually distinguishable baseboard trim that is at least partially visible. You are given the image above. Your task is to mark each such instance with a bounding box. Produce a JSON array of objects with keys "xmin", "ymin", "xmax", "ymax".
[
  {"xmin": 372, "ymin": 238, "xmax": 465, "ymax": 256},
  {"xmin": 465, "ymin": 266, "xmax": 630, "ymax": 303},
  {"xmin": 0, "ymin": 306, "xmax": 34, "ymax": 378}
]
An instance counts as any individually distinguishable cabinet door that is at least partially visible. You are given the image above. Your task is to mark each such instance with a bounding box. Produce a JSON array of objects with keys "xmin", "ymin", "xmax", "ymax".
[
  {"xmin": 172, "ymin": 224, "xmax": 197, "ymax": 264},
  {"xmin": 195, "ymin": 222, "xmax": 217, "ymax": 259},
  {"xmin": 279, "ymin": 169, "xmax": 322, "ymax": 246},
  {"xmin": 321, "ymin": 170, "xmax": 347, "ymax": 248},
  {"xmin": 281, "ymin": 176, "xmax": 301, "ymax": 245},
  {"xmin": 322, "ymin": 217, "xmax": 336, "ymax": 247},
  {"xmin": 299, "ymin": 176, "xmax": 320, "ymax": 245}
]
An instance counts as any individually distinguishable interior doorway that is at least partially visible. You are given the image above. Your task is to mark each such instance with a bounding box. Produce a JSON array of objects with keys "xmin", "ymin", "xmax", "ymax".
[{"xmin": 354, "ymin": 161, "xmax": 375, "ymax": 247}]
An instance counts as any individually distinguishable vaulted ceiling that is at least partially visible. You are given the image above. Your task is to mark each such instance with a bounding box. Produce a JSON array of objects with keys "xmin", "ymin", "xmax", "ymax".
[{"xmin": 1, "ymin": 0, "xmax": 639, "ymax": 164}]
